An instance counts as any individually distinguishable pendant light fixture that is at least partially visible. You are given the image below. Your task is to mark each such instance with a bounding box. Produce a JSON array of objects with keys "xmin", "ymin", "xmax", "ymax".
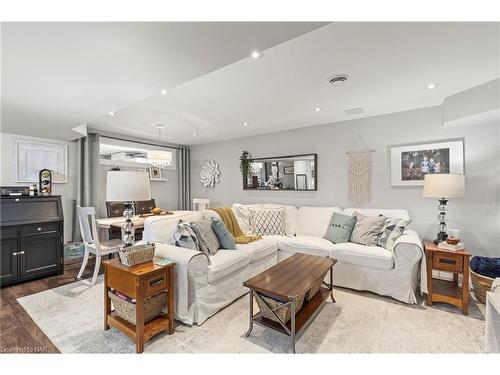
[{"xmin": 147, "ymin": 124, "xmax": 172, "ymax": 168}]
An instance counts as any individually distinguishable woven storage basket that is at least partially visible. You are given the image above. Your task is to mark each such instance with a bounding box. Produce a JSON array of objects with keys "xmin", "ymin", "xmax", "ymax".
[
  {"xmin": 257, "ymin": 292, "xmax": 306, "ymax": 324},
  {"xmin": 109, "ymin": 291, "xmax": 166, "ymax": 324},
  {"xmin": 306, "ymin": 273, "xmax": 327, "ymax": 301},
  {"xmin": 470, "ymin": 268, "xmax": 494, "ymax": 304},
  {"xmin": 118, "ymin": 243, "xmax": 155, "ymax": 266}
]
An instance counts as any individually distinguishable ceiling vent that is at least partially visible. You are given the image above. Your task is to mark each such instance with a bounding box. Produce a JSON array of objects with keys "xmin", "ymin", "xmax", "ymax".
[
  {"xmin": 344, "ymin": 107, "xmax": 364, "ymax": 115},
  {"xmin": 329, "ymin": 74, "xmax": 349, "ymax": 87}
]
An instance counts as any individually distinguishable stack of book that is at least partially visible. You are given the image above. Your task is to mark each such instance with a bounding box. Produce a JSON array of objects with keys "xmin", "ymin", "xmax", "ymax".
[{"xmin": 437, "ymin": 241, "xmax": 465, "ymax": 251}]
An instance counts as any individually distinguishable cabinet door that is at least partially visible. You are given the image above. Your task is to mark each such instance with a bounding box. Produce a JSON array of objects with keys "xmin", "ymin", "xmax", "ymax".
[
  {"xmin": 0, "ymin": 238, "xmax": 19, "ymax": 284},
  {"xmin": 19, "ymin": 232, "xmax": 61, "ymax": 276}
]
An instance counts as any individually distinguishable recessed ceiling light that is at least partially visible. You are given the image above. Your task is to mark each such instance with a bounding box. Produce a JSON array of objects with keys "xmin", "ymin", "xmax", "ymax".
[
  {"xmin": 314, "ymin": 107, "xmax": 321, "ymax": 112},
  {"xmin": 192, "ymin": 132, "xmax": 197, "ymax": 136},
  {"xmin": 243, "ymin": 122, "xmax": 249, "ymax": 127},
  {"xmin": 109, "ymin": 111, "xmax": 115, "ymax": 116},
  {"xmin": 427, "ymin": 83, "xmax": 439, "ymax": 89},
  {"xmin": 161, "ymin": 89, "xmax": 167, "ymax": 95},
  {"xmin": 250, "ymin": 50, "xmax": 262, "ymax": 59}
]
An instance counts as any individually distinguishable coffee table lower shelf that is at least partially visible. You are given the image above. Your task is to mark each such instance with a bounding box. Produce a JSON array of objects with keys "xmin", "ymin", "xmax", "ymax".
[{"xmin": 252, "ymin": 287, "xmax": 331, "ymax": 337}]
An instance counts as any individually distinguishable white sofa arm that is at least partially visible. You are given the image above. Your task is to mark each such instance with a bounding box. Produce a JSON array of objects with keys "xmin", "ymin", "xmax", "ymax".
[
  {"xmin": 393, "ymin": 229, "xmax": 423, "ymax": 269},
  {"xmin": 152, "ymin": 242, "xmax": 210, "ymax": 323}
]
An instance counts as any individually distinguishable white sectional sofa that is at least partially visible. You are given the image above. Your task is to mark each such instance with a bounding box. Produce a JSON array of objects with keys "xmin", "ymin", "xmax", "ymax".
[{"xmin": 142, "ymin": 203, "xmax": 423, "ymax": 325}]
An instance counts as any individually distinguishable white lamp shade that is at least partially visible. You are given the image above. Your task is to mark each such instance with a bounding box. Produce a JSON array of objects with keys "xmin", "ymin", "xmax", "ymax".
[
  {"xmin": 147, "ymin": 150, "xmax": 172, "ymax": 168},
  {"xmin": 106, "ymin": 171, "xmax": 151, "ymax": 201},
  {"xmin": 422, "ymin": 174, "xmax": 465, "ymax": 198}
]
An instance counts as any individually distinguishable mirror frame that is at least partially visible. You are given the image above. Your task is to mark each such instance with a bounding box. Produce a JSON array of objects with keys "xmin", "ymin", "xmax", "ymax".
[{"xmin": 244, "ymin": 153, "xmax": 318, "ymax": 191}]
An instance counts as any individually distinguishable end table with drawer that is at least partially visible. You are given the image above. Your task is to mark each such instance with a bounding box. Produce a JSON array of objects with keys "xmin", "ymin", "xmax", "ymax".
[
  {"xmin": 424, "ymin": 240, "xmax": 471, "ymax": 315},
  {"xmin": 103, "ymin": 258, "xmax": 175, "ymax": 353}
]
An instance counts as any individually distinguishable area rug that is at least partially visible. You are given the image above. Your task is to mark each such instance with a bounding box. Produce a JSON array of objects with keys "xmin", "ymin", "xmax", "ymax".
[{"xmin": 17, "ymin": 277, "xmax": 486, "ymax": 353}]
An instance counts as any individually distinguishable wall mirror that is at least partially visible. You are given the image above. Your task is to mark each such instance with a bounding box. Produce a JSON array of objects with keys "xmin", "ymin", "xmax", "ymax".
[{"xmin": 245, "ymin": 154, "xmax": 317, "ymax": 191}]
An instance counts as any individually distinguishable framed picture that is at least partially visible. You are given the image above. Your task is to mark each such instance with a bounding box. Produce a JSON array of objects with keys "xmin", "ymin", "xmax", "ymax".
[
  {"xmin": 15, "ymin": 139, "xmax": 68, "ymax": 183},
  {"xmin": 149, "ymin": 167, "xmax": 168, "ymax": 181},
  {"xmin": 389, "ymin": 138, "xmax": 464, "ymax": 187},
  {"xmin": 283, "ymin": 166, "xmax": 294, "ymax": 174}
]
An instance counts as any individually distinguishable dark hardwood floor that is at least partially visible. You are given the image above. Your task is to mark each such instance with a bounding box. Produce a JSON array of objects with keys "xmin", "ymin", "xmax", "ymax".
[{"xmin": 0, "ymin": 258, "xmax": 98, "ymax": 354}]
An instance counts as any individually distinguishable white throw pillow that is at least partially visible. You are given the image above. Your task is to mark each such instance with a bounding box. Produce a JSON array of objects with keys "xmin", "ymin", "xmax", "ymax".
[{"xmin": 248, "ymin": 207, "xmax": 286, "ymax": 236}]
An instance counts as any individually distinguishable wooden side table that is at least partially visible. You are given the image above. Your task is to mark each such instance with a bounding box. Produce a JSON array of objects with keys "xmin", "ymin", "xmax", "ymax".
[
  {"xmin": 103, "ymin": 258, "xmax": 175, "ymax": 353},
  {"xmin": 424, "ymin": 240, "xmax": 471, "ymax": 315}
]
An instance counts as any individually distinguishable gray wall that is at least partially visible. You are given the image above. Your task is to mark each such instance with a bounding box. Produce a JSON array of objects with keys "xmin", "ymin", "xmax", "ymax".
[
  {"xmin": 0, "ymin": 133, "xmax": 78, "ymax": 242},
  {"xmin": 190, "ymin": 106, "xmax": 500, "ymax": 257}
]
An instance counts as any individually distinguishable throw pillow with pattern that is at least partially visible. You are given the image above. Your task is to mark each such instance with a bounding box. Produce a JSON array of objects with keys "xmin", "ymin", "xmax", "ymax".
[
  {"xmin": 190, "ymin": 220, "xmax": 220, "ymax": 255},
  {"xmin": 173, "ymin": 220, "xmax": 200, "ymax": 251},
  {"xmin": 349, "ymin": 211, "xmax": 386, "ymax": 246},
  {"xmin": 248, "ymin": 207, "xmax": 285, "ymax": 236},
  {"xmin": 377, "ymin": 216, "xmax": 411, "ymax": 252},
  {"xmin": 324, "ymin": 213, "xmax": 357, "ymax": 244}
]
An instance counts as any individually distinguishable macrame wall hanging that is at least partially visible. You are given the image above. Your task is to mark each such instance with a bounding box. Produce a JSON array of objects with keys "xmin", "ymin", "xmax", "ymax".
[{"xmin": 346, "ymin": 135, "xmax": 375, "ymax": 206}]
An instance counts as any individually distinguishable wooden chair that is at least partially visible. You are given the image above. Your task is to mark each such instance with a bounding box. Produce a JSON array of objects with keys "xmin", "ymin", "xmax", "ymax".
[
  {"xmin": 105, "ymin": 201, "xmax": 126, "ymax": 239},
  {"xmin": 193, "ymin": 198, "xmax": 210, "ymax": 211},
  {"xmin": 134, "ymin": 199, "xmax": 156, "ymax": 215},
  {"xmin": 77, "ymin": 206, "xmax": 122, "ymax": 286}
]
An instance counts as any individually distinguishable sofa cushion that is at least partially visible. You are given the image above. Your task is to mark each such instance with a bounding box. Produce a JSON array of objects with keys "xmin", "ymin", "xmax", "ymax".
[
  {"xmin": 349, "ymin": 211, "xmax": 386, "ymax": 246},
  {"xmin": 278, "ymin": 235, "xmax": 334, "ymax": 257},
  {"xmin": 296, "ymin": 206, "xmax": 343, "ymax": 237},
  {"xmin": 237, "ymin": 237, "xmax": 278, "ymax": 264},
  {"xmin": 248, "ymin": 207, "xmax": 286, "ymax": 235},
  {"xmin": 207, "ymin": 250, "xmax": 250, "ymax": 283},
  {"xmin": 232, "ymin": 203, "xmax": 298, "ymax": 236},
  {"xmin": 324, "ymin": 213, "xmax": 357, "ymax": 244},
  {"xmin": 330, "ymin": 242, "xmax": 394, "ymax": 270},
  {"xmin": 261, "ymin": 203, "xmax": 298, "ymax": 236},
  {"xmin": 343, "ymin": 208, "xmax": 410, "ymax": 221},
  {"xmin": 211, "ymin": 218, "xmax": 236, "ymax": 250},
  {"xmin": 144, "ymin": 211, "xmax": 202, "ymax": 244}
]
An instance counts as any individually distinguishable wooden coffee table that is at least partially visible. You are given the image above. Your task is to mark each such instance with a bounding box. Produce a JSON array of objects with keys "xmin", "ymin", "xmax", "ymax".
[{"xmin": 243, "ymin": 253, "xmax": 337, "ymax": 353}]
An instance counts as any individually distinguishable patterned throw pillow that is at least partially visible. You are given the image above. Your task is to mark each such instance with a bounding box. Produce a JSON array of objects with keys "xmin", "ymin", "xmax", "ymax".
[
  {"xmin": 377, "ymin": 216, "xmax": 411, "ymax": 252},
  {"xmin": 349, "ymin": 211, "xmax": 386, "ymax": 246},
  {"xmin": 190, "ymin": 221, "xmax": 220, "ymax": 255},
  {"xmin": 173, "ymin": 220, "xmax": 200, "ymax": 251},
  {"xmin": 248, "ymin": 207, "xmax": 285, "ymax": 236}
]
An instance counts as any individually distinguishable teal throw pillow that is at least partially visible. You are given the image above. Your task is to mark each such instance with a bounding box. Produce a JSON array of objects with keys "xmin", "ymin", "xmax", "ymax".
[
  {"xmin": 324, "ymin": 213, "xmax": 357, "ymax": 244},
  {"xmin": 211, "ymin": 218, "xmax": 237, "ymax": 250}
]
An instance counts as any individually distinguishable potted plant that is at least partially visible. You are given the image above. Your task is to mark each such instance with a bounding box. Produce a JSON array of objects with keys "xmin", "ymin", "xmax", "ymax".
[{"xmin": 239, "ymin": 151, "xmax": 252, "ymax": 189}]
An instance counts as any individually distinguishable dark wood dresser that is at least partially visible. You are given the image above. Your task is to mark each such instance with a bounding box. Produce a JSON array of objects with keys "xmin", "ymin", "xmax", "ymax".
[{"xmin": 0, "ymin": 195, "xmax": 64, "ymax": 287}]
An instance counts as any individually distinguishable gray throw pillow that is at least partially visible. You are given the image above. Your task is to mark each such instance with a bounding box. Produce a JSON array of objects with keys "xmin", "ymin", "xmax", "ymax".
[
  {"xmin": 190, "ymin": 221, "xmax": 220, "ymax": 255},
  {"xmin": 211, "ymin": 218, "xmax": 236, "ymax": 250},
  {"xmin": 349, "ymin": 212, "xmax": 386, "ymax": 246},
  {"xmin": 173, "ymin": 220, "xmax": 200, "ymax": 251},
  {"xmin": 377, "ymin": 216, "xmax": 411, "ymax": 252},
  {"xmin": 324, "ymin": 213, "xmax": 357, "ymax": 244}
]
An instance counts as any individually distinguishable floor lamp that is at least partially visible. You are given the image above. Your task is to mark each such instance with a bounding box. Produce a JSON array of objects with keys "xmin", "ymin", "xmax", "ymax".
[{"xmin": 106, "ymin": 171, "xmax": 151, "ymax": 247}]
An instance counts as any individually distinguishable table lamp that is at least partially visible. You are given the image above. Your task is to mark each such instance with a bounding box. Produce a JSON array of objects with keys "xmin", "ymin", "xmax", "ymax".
[
  {"xmin": 106, "ymin": 171, "xmax": 151, "ymax": 247},
  {"xmin": 423, "ymin": 173, "xmax": 465, "ymax": 244}
]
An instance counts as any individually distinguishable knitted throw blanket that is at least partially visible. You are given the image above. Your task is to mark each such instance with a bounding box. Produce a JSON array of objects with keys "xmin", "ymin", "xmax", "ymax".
[{"xmin": 210, "ymin": 207, "xmax": 262, "ymax": 244}]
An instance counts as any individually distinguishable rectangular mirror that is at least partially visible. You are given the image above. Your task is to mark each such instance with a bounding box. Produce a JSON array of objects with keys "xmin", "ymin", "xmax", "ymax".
[{"xmin": 245, "ymin": 154, "xmax": 317, "ymax": 191}]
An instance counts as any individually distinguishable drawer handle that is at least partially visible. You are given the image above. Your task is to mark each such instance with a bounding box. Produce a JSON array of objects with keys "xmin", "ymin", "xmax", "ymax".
[
  {"xmin": 37, "ymin": 227, "xmax": 42, "ymax": 231},
  {"xmin": 149, "ymin": 278, "xmax": 164, "ymax": 286},
  {"xmin": 439, "ymin": 258, "xmax": 457, "ymax": 265},
  {"xmin": 15, "ymin": 198, "xmax": 20, "ymax": 202},
  {"xmin": 12, "ymin": 251, "xmax": 25, "ymax": 256}
]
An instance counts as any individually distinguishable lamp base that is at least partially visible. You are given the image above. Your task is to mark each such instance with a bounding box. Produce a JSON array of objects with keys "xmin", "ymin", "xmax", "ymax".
[
  {"xmin": 122, "ymin": 201, "xmax": 135, "ymax": 247},
  {"xmin": 433, "ymin": 231, "xmax": 448, "ymax": 245}
]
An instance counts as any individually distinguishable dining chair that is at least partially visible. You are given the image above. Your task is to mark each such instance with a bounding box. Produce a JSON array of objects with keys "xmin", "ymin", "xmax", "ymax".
[
  {"xmin": 77, "ymin": 206, "xmax": 122, "ymax": 286},
  {"xmin": 192, "ymin": 198, "xmax": 210, "ymax": 211}
]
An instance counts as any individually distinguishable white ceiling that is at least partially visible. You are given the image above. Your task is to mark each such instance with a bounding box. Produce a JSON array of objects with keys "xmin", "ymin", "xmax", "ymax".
[
  {"xmin": 1, "ymin": 22, "xmax": 325, "ymax": 140},
  {"xmin": 2, "ymin": 23, "xmax": 499, "ymax": 145},
  {"xmin": 90, "ymin": 22, "xmax": 500, "ymax": 145}
]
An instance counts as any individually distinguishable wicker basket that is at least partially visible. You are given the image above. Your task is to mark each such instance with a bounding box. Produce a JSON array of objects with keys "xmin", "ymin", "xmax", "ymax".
[
  {"xmin": 109, "ymin": 291, "xmax": 166, "ymax": 325},
  {"xmin": 257, "ymin": 293, "xmax": 306, "ymax": 324},
  {"xmin": 118, "ymin": 243, "xmax": 155, "ymax": 266},
  {"xmin": 470, "ymin": 268, "xmax": 494, "ymax": 304},
  {"xmin": 306, "ymin": 273, "xmax": 327, "ymax": 301}
]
